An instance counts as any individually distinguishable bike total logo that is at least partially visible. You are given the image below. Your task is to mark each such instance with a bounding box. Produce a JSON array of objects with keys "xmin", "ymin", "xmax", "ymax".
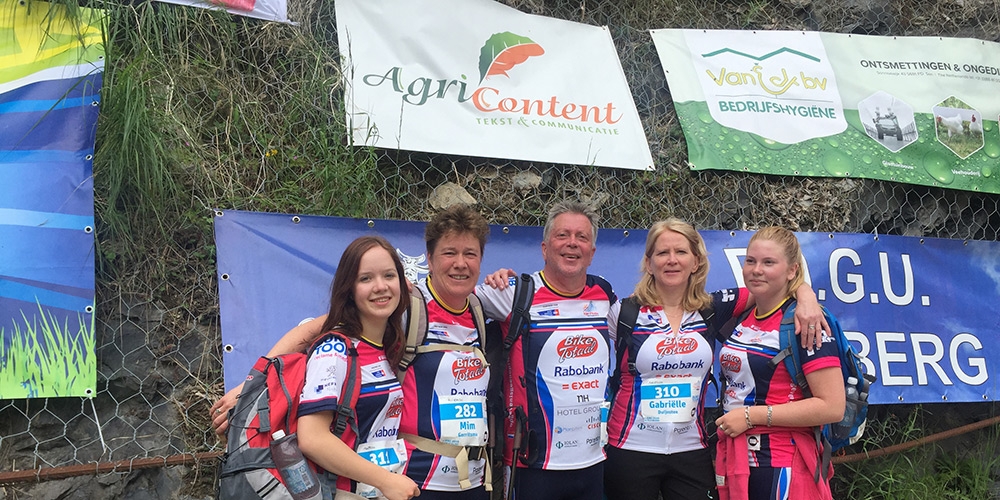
[
  {"xmin": 720, "ymin": 352, "xmax": 742, "ymax": 373},
  {"xmin": 362, "ymin": 32, "xmax": 622, "ymax": 124},
  {"xmin": 655, "ymin": 336, "xmax": 697, "ymax": 358},
  {"xmin": 386, "ymin": 396, "xmax": 404, "ymax": 419},
  {"xmin": 452, "ymin": 357, "xmax": 486, "ymax": 383},
  {"xmin": 556, "ymin": 334, "xmax": 599, "ymax": 363}
]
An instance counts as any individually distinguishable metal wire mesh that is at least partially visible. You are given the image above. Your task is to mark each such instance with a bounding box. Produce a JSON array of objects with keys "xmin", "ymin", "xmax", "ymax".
[{"xmin": 2, "ymin": 0, "xmax": 999, "ymax": 496}]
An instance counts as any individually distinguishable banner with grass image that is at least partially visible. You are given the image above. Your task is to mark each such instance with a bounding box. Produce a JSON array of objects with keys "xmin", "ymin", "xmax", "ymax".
[
  {"xmin": 652, "ymin": 29, "xmax": 1000, "ymax": 194},
  {"xmin": 0, "ymin": 0, "xmax": 102, "ymax": 399}
]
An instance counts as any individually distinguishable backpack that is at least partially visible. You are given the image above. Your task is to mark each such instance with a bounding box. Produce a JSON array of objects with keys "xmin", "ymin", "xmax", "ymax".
[
  {"xmin": 219, "ymin": 331, "xmax": 360, "ymax": 499},
  {"xmin": 766, "ymin": 300, "xmax": 876, "ymax": 480}
]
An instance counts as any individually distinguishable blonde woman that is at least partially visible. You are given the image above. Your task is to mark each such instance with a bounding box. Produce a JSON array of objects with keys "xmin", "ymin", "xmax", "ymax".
[{"xmin": 714, "ymin": 227, "xmax": 844, "ymax": 500}]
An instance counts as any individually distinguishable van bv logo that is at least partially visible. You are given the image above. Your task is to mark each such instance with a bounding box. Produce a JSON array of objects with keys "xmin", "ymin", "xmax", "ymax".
[
  {"xmin": 452, "ymin": 358, "xmax": 486, "ymax": 383},
  {"xmin": 701, "ymin": 47, "xmax": 828, "ymax": 96},
  {"xmin": 362, "ymin": 32, "xmax": 621, "ymax": 124},
  {"xmin": 556, "ymin": 335, "xmax": 599, "ymax": 362},
  {"xmin": 655, "ymin": 337, "xmax": 697, "ymax": 358}
]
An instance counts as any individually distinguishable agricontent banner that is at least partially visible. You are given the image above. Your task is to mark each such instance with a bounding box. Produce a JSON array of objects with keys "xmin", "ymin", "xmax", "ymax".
[
  {"xmin": 0, "ymin": 0, "xmax": 101, "ymax": 399},
  {"xmin": 155, "ymin": 0, "xmax": 288, "ymax": 23},
  {"xmin": 651, "ymin": 29, "xmax": 1000, "ymax": 193},
  {"xmin": 336, "ymin": 0, "xmax": 654, "ymax": 171},
  {"xmin": 215, "ymin": 210, "xmax": 1000, "ymax": 406}
]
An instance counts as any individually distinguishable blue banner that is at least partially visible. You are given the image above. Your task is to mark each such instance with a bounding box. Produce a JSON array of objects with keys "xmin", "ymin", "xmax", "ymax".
[
  {"xmin": 0, "ymin": 0, "xmax": 102, "ymax": 399},
  {"xmin": 215, "ymin": 210, "xmax": 1000, "ymax": 405}
]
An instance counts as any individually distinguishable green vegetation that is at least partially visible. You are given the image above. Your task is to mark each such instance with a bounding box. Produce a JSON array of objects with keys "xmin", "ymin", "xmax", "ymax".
[
  {"xmin": 94, "ymin": 1, "xmax": 382, "ymax": 278},
  {"xmin": 834, "ymin": 406, "xmax": 1000, "ymax": 499}
]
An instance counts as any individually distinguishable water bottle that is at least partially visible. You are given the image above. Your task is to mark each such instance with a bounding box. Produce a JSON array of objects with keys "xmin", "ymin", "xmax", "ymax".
[
  {"xmin": 832, "ymin": 376, "xmax": 860, "ymax": 440},
  {"xmin": 270, "ymin": 429, "xmax": 322, "ymax": 500}
]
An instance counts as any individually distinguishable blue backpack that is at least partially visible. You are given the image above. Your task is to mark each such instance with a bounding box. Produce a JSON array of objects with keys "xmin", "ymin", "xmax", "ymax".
[{"xmin": 767, "ymin": 301, "xmax": 876, "ymax": 480}]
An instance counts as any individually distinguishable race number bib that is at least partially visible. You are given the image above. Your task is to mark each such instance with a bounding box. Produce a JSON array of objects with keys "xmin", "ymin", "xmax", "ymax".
[
  {"xmin": 437, "ymin": 395, "xmax": 488, "ymax": 446},
  {"xmin": 639, "ymin": 376, "xmax": 699, "ymax": 423},
  {"xmin": 356, "ymin": 439, "xmax": 407, "ymax": 498}
]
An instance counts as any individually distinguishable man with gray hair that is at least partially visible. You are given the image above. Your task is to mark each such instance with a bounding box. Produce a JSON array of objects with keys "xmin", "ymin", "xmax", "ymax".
[{"xmin": 477, "ymin": 200, "xmax": 619, "ymax": 500}]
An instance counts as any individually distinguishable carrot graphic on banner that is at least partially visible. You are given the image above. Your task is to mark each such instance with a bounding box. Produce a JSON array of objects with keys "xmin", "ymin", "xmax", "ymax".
[{"xmin": 478, "ymin": 32, "xmax": 544, "ymax": 83}]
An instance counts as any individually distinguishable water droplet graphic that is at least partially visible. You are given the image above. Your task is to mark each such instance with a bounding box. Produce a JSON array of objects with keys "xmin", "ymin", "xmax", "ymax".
[
  {"xmin": 922, "ymin": 152, "xmax": 954, "ymax": 184},
  {"xmin": 697, "ymin": 110, "xmax": 713, "ymax": 124},
  {"xmin": 822, "ymin": 150, "xmax": 852, "ymax": 176},
  {"xmin": 983, "ymin": 137, "xmax": 1000, "ymax": 158},
  {"xmin": 862, "ymin": 155, "xmax": 873, "ymax": 164},
  {"xmin": 982, "ymin": 165, "xmax": 992, "ymax": 178}
]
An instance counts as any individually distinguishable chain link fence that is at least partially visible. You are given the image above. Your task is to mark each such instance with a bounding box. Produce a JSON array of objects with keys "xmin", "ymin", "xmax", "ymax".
[{"xmin": 2, "ymin": 0, "xmax": 999, "ymax": 497}]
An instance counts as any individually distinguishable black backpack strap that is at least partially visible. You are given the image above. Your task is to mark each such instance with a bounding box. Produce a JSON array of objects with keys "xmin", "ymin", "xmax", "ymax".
[
  {"xmin": 617, "ymin": 296, "xmax": 641, "ymax": 376},
  {"xmin": 609, "ymin": 296, "xmax": 640, "ymax": 396},
  {"xmin": 503, "ymin": 273, "xmax": 535, "ymax": 350}
]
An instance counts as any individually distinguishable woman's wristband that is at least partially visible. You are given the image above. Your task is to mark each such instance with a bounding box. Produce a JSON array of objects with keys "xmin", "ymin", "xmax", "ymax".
[
  {"xmin": 744, "ymin": 406, "xmax": 754, "ymax": 429},
  {"xmin": 767, "ymin": 405, "xmax": 773, "ymax": 427}
]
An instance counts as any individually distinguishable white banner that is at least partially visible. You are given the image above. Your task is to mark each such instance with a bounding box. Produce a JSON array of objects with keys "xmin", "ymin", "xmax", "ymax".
[
  {"xmin": 336, "ymin": 0, "xmax": 653, "ymax": 170},
  {"xmin": 154, "ymin": 0, "xmax": 288, "ymax": 24}
]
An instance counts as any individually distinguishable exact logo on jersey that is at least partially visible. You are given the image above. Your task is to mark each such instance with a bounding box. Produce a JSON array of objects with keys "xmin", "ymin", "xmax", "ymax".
[
  {"xmin": 556, "ymin": 334, "xmax": 599, "ymax": 362},
  {"xmin": 451, "ymin": 358, "xmax": 486, "ymax": 383}
]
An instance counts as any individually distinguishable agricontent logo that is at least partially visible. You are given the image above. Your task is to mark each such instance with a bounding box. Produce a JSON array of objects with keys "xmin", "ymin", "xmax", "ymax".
[{"xmin": 477, "ymin": 32, "xmax": 544, "ymax": 83}]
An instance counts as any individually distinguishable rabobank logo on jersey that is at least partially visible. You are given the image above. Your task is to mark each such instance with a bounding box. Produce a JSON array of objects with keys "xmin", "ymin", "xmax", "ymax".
[
  {"xmin": 451, "ymin": 357, "xmax": 486, "ymax": 383},
  {"xmin": 371, "ymin": 426, "xmax": 398, "ymax": 439},
  {"xmin": 556, "ymin": 334, "xmax": 599, "ymax": 362},
  {"xmin": 553, "ymin": 364, "xmax": 604, "ymax": 377}
]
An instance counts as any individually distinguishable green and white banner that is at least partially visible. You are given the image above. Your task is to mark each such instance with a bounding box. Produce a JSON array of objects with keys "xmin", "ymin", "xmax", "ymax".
[{"xmin": 652, "ymin": 29, "xmax": 1000, "ymax": 193}]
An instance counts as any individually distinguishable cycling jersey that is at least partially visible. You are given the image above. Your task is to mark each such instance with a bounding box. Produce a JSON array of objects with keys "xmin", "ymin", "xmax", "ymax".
[
  {"xmin": 399, "ymin": 279, "xmax": 489, "ymax": 491},
  {"xmin": 477, "ymin": 271, "xmax": 618, "ymax": 471},
  {"xmin": 300, "ymin": 335, "xmax": 404, "ymax": 495},
  {"xmin": 607, "ymin": 288, "xmax": 749, "ymax": 455},
  {"xmin": 717, "ymin": 300, "xmax": 840, "ymax": 468}
]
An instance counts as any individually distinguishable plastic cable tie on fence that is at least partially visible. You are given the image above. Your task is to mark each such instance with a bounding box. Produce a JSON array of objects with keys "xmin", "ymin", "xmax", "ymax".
[{"xmin": 88, "ymin": 397, "xmax": 110, "ymax": 456}]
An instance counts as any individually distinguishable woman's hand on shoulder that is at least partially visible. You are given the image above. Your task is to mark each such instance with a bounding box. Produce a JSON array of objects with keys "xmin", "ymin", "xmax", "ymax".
[
  {"xmin": 210, "ymin": 383, "xmax": 243, "ymax": 436},
  {"xmin": 792, "ymin": 290, "xmax": 830, "ymax": 350}
]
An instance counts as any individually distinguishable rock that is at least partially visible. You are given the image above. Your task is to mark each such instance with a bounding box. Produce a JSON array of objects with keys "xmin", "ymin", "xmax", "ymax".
[
  {"xmin": 428, "ymin": 182, "xmax": 477, "ymax": 210},
  {"xmin": 511, "ymin": 171, "xmax": 542, "ymax": 193}
]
